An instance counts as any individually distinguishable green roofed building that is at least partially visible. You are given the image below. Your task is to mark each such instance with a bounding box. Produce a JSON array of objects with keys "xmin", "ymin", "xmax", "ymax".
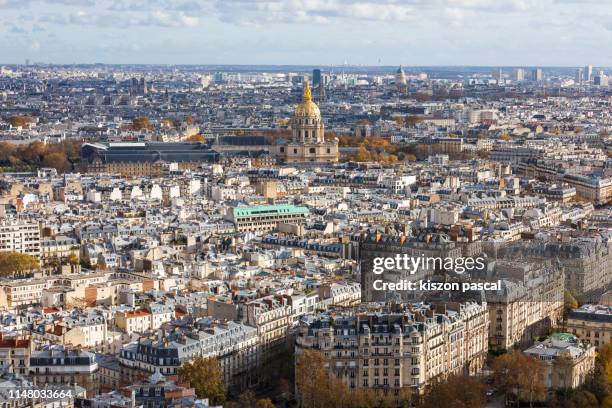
[{"xmin": 225, "ymin": 204, "xmax": 310, "ymax": 232}]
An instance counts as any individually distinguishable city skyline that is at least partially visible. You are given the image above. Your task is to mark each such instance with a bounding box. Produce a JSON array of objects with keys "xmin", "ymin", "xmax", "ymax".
[{"xmin": 1, "ymin": 0, "xmax": 612, "ymax": 66}]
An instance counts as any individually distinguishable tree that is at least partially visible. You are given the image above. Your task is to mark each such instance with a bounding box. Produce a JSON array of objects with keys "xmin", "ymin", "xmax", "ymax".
[
  {"xmin": 599, "ymin": 343, "xmax": 612, "ymax": 383},
  {"xmin": 354, "ymin": 145, "xmax": 371, "ymax": 162},
  {"xmin": 492, "ymin": 350, "xmax": 546, "ymax": 407},
  {"xmin": 0, "ymin": 252, "xmax": 39, "ymax": 278},
  {"xmin": 6, "ymin": 115, "xmax": 32, "ymax": 128},
  {"xmin": 185, "ymin": 134, "xmax": 205, "ymax": 142},
  {"xmin": 500, "ymin": 132, "xmax": 511, "ymax": 141},
  {"xmin": 255, "ymin": 399, "xmax": 275, "ymax": 408},
  {"xmin": 550, "ymin": 388, "xmax": 599, "ymax": 408},
  {"xmin": 564, "ymin": 290, "xmax": 579, "ymax": 311},
  {"xmin": 80, "ymin": 254, "xmax": 92, "ymax": 269},
  {"xmin": 405, "ymin": 115, "xmax": 424, "ymax": 127},
  {"xmin": 66, "ymin": 296, "xmax": 92, "ymax": 310},
  {"xmin": 295, "ymin": 349, "xmax": 351, "ymax": 408},
  {"xmin": 419, "ymin": 374, "xmax": 485, "ymax": 408},
  {"xmin": 67, "ymin": 254, "xmax": 79, "ymax": 266},
  {"xmin": 178, "ymin": 356, "xmax": 225, "ymax": 405},
  {"xmin": 132, "ymin": 117, "xmax": 153, "ymax": 131},
  {"xmin": 42, "ymin": 152, "xmax": 71, "ymax": 173}
]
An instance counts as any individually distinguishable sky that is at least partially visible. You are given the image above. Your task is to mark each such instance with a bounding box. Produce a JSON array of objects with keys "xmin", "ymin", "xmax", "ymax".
[{"xmin": 0, "ymin": 0, "xmax": 611, "ymax": 66}]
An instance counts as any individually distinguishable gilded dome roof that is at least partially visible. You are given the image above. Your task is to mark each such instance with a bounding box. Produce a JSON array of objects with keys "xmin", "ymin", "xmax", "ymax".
[{"xmin": 294, "ymin": 85, "xmax": 321, "ymax": 118}]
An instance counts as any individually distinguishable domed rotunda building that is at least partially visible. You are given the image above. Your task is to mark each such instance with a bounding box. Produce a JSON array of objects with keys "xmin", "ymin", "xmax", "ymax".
[{"xmin": 274, "ymin": 81, "xmax": 338, "ymax": 164}]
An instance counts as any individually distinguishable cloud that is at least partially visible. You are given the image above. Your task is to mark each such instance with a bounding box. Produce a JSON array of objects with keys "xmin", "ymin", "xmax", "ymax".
[{"xmin": 37, "ymin": 9, "xmax": 201, "ymax": 28}]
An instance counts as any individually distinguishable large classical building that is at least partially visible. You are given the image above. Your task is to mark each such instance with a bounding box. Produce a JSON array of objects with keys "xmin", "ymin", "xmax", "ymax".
[
  {"xmin": 524, "ymin": 333, "xmax": 596, "ymax": 390},
  {"xmin": 274, "ymin": 82, "xmax": 338, "ymax": 164},
  {"xmin": 81, "ymin": 142, "xmax": 220, "ymax": 177}
]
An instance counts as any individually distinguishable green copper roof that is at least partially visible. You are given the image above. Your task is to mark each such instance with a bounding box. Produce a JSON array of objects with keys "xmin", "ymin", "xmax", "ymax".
[
  {"xmin": 550, "ymin": 332, "xmax": 577, "ymax": 342},
  {"xmin": 232, "ymin": 204, "xmax": 309, "ymax": 218}
]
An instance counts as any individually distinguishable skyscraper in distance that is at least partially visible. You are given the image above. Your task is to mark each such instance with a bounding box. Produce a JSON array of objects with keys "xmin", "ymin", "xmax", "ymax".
[
  {"xmin": 514, "ymin": 68, "xmax": 525, "ymax": 81},
  {"xmin": 584, "ymin": 65, "xmax": 593, "ymax": 82},
  {"xmin": 312, "ymin": 69, "xmax": 321, "ymax": 89},
  {"xmin": 532, "ymin": 68, "xmax": 542, "ymax": 82},
  {"xmin": 576, "ymin": 68, "xmax": 584, "ymax": 85}
]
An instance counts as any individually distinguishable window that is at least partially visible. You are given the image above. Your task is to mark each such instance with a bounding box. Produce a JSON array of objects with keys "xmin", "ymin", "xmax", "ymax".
[{"xmin": 309, "ymin": 148, "xmax": 315, "ymax": 154}]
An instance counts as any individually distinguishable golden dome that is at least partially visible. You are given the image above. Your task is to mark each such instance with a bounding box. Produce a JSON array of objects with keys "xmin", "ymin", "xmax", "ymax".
[{"xmin": 294, "ymin": 84, "xmax": 321, "ymax": 118}]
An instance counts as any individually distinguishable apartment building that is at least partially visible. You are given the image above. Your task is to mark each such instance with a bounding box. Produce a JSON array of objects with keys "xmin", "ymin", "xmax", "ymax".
[
  {"xmin": 0, "ymin": 220, "xmax": 41, "ymax": 259},
  {"xmin": 503, "ymin": 239, "xmax": 611, "ymax": 298},
  {"xmin": 245, "ymin": 295, "xmax": 293, "ymax": 349},
  {"xmin": 39, "ymin": 235, "xmax": 79, "ymax": 265},
  {"xmin": 119, "ymin": 321, "xmax": 259, "ymax": 391},
  {"xmin": 0, "ymin": 335, "xmax": 32, "ymax": 375},
  {"xmin": 566, "ymin": 304, "xmax": 612, "ymax": 349},
  {"xmin": 295, "ymin": 302, "xmax": 489, "ymax": 395},
  {"xmin": 0, "ymin": 278, "xmax": 51, "ymax": 309},
  {"xmin": 359, "ymin": 232, "xmax": 463, "ymax": 302},
  {"xmin": 29, "ymin": 346, "xmax": 99, "ymax": 396},
  {"xmin": 487, "ymin": 260, "xmax": 564, "ymax": 351}
]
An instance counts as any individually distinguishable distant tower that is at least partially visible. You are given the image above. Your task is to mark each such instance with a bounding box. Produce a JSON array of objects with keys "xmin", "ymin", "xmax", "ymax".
[
  {"xmin": 312, "ymin": 69, "xmax": 321, "ymax": 88},
  {"xmin": 141, "ymin": 77, "xmax": 148, "ymax": 94},
  {"xmin": 532, "ymin": 68, "xmax": 542, "ymax": 82},
  {"xmin": 584, "ymin": 65, "xmax": 593, "ymax": 82},
  {"xmin": 575, "ymin": 68, "xmax": 583, "ymax": 85},
  {"xmin": 514, "ymin": 68, "xmax": 525, "ymax": 81}
]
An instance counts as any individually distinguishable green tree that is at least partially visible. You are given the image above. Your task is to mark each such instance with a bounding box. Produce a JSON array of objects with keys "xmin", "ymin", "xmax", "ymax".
[{"xmin": 178, "ymin": 356, "xmax": 225, "ymax": 405}]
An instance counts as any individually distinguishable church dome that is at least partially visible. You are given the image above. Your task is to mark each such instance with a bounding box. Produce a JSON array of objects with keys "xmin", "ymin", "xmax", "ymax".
[{"xmin": 294, "ymin": 85, "xmax": 321, "ymax": 118}]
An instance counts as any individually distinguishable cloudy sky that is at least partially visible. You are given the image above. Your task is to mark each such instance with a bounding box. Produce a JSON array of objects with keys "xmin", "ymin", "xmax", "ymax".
[{"xmin": 0, "ymin": 0, "xmax": 610, "ymax": 66}]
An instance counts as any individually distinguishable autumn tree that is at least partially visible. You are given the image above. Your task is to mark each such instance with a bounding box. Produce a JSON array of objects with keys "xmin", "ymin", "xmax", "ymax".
[
  {"xmin": 0, "ymin": 252, "xmax": 39, "ymax": 278},
  {"xmin": 295, "ymin": 349, "xmax": 351, "ymax": 408},
  {"xmin": 550, "ymin": 388, "xmax": 599, "ymax": 408},
  {"xmin": 564, "ymin": 290, "xmax": 579, "ymax": 311},
  {"xmin": 42, "ymin": 151, "xmax": 71, "ymax": 173},
  {"xmin": 419, "ymin": 374, "xmax": 485, "ymax": 408},
  {"xmin": 492, "ymin": 350, "xmax": 546, "ymax": 407},
  {"xmin": 66, "ymin": 296, "xmax": 93, "ymax": 310},
  {"xmin": 178, "ymin": 356, "xmax": 225, "ymax": 405},
  {"xmin": 67, "ymin": 254, "xmax": 79, "ymax": 266},
  {"xmin": 132, "ymin": 117, "xmax": 153, "ymax": 131},
  {"xmin": 405, "ymin": 115, "xmax": 424, "ymax": 127},
  {"xmin": 185, "ymin": 134, "xmax": 205, "ymax": 142},
  {"xmin": 6, "ymin": 115, "xmax": 32, "ymax": 128}
]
